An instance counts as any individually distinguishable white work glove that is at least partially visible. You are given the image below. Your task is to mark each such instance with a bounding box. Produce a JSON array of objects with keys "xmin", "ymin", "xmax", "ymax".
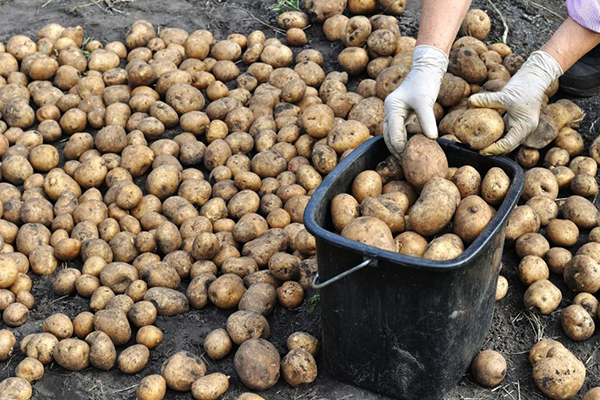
[
  {"xmin": 383, "ymin": 45, "xmax": 448, "ymax": 159},
  {"xmin": 470, "ymin": 51, "xmax": 563, "ymax": 156}
]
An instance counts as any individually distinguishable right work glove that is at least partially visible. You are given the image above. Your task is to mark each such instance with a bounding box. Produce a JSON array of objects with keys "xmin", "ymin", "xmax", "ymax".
[
  {"xmin": 469, "ymin": 51, "xmax": 563, "ymax": 156},
  {"xmin": 383, "ymin": 45, "xmax": 448, "ymax": 159}
]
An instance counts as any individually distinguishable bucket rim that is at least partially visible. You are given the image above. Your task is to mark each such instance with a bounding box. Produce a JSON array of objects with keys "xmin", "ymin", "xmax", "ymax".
[{"xmin": 304, "ymin": 135, "xmax": 525, "ymax": 272}]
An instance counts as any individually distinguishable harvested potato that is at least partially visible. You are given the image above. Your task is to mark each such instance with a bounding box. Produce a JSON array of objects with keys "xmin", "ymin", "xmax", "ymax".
[
  {"xmin": 161, "ymin": 351, "xmax": 206, "ymax": 391},
  {"xmin": 523, "ymin": 279, "xmax": 562, "ymax": 316},
  {"xmin": 561, "ymin": 304, "xmax": 595, "ymax": 341},
  {"xmin": 518, "ymin": 256, "xmax": 549, "ymax": 286},
  {"xmin": 118, "ymin": 344, "xmax": 150, "ymax": 374},
  {"xmin": 515, "ymin": 233, "xmax": 550, "ymax": 259},
  {"xmin": 546, "ymin": 219, "xmax": 579, "ymax": 247},
  {"xmin": 281, "ymin": 348, "xmax": 318, "ymax": 387},
  {"xmin": 470, "ymin": 350, "xmax": 506, "ymax": 387},
  {"xmin": 53, "ymin": 338, "xmax": 90, "ymax": 371},
  {"xmin": 531, "ymin": 340, "xmax": 585, "ymax": 400},
  {"xmin": 453, "ymin": 195, "xmax": 493, "ymax": 244},
  {"xmin": 204, "ymin": 328, "xmax": 233, "ymax": 360},
  {"xmin": 0, "ymin": 377, "xmax": 32, "ymax": 400},
  {"xmin": 137, "ymin": 375, "xmax": 167, "ymax": 400},
  {"xmin": 234, "ymin": 339, "xmax": 280, "ymax": 391},
  {"xmin": 191, "ymin": 373, "xmax": 230, "ymax": 400},
  {"xmin": 454, "ymin": 109, "xmax": 504, "ymax": 150}
]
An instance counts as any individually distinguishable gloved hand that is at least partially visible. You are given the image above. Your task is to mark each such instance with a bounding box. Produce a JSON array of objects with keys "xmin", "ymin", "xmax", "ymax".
[
  {"xmin": 469, "ymin": 51, "xmax": 563, "ymax": 156},
  {"xmin": 383, "ymin": 45, "xmax": 448, "ymax": 159}
]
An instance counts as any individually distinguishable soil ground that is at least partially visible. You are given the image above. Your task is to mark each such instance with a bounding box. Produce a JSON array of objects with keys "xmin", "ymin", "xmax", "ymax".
[{"xmin": 0, "ymin": 0, "xmax": 599, "ymax": 399}]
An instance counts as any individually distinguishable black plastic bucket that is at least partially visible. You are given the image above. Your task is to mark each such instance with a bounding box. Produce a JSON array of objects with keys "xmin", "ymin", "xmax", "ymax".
[{"xmin": 304, "ymin": 136, "xmax": 524, "ymax": 400}]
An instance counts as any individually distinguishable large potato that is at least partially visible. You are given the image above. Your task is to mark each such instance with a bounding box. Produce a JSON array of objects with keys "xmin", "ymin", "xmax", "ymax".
[
  {"xmin": 161, "ymin": 351, "xmax": 206, "ymax": 392},
  {"xmin": 531, "ymin": 340, "xmax": 585, "ymax": 400},
  {"xmin": 234, "ymin": 339, "xmax": 280, "ymax": 390},
  {"xmin": 401, "ymin": 134, "xmax": 448, "ymax": 190}
]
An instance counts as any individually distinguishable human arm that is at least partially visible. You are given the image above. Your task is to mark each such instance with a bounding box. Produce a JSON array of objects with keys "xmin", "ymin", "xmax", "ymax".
[
  {"xmin": 383, "ymin": 0, "xmax": 471, "ymax": 159},
  {"xmin": 471, "ymin": 17, "xmax": 600, "ymax": 155}
]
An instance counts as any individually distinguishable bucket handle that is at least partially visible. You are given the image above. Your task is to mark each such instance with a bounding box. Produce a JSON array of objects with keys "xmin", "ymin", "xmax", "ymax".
[{"xmin": 312, "ymin": 258, "xmax": 375, "ymax": 289}]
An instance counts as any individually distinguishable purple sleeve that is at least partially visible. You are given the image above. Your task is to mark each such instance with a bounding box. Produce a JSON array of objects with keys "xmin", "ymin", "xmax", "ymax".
[{"xmin": 566, "ymin": 0, "xmax": 600, "ymax": 32}]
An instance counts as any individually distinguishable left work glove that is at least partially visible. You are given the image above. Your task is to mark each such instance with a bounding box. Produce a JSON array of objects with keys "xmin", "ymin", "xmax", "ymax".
[
  {"xmin": 383, "ymin": 45, "xmax": 448, "ymax": 159},
  {"xmin": 469, "ymin": 50, "xmax": 563, "ymax": 156}
]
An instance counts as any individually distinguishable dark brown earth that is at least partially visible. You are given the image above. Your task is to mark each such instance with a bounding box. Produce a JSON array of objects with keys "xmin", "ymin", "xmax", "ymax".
[{"xmin": 0, "ymin": 0, "xmax": 599, "ymax": 399}]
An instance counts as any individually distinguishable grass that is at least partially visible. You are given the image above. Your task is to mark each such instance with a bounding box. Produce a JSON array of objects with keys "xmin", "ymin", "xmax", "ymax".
[
  {"xmin": 308, "ymin": 293, "xmax": 320, "ymax": 310},
  {"xmin": 272, "ymin": 0, "xmax": 301, "ymax": 14}
]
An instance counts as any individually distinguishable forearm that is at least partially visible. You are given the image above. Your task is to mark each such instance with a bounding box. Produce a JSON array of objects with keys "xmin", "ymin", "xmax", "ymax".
[
  {"xmin": 416, "ymin": 0, "xmax": 472, "ymax": 54},
  {"xmin": 542, "ymin": 17, "xmax": 600, "ymax": 71}
]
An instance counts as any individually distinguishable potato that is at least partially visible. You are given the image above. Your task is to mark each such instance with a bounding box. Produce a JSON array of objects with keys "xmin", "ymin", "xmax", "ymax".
[
  {"xmin": 200, "ymin": 328, "xmax": 233, "ymax": 362},
  {"xmin": 518, "ymin": 255, "xmax": 549, "ymax": 286},
  {"xmin": 93, "ymin": 308, "xmax": 131, "ymax": 345},
  {"xmin": 137, "ymin": 375, "xmax": 167, "ymax": 400},
  {"xmin": 561, "ymin": 304, "xmax": 594, "ymax": 341},
  {"xmin": 161, "ymin": 351, "xmax": 206, "ymax": 392},
  {"xmin": 0, "ymin": 330, "xmax": 15, "ymax": 361},
  {"xmin": 470, "ymin": 350, "xmax": 506, "ymax": 387},
  {"xmin": 72, "ymin": 312, "xmax": 94, "ymax": 339},
  {"xmin": 208, "ymin": 274, "xmax": 246, "ymax": 309},
  {"xmin": 393, "ymin": 231, "xmax": 426, "ymax": 256},
  {"xmin": 515, "ymin": 233, "xmax": 550, "ymax": 259},
  {"xmin": 448, "ymin": 47, "xmax": 487, "ymax": 83},
  {"xmin": 85, "ymin": 331, "xmax": 117, "ymax": 371},
  {"xmin": 524, "ymin": 196, "xmax": 558, "ymax": 227},
  {"xmin": 546, "ymin": 219, "xmax": 579, "ymax": 247},
  {"xmin": 584, "ymin": 388, "xmax": 600, "ymax": 400},
  {"xmin": 523, "ymin": 279, "xmax": 562, "ymax": 314},
  {"xmin": 401, "ymin": 134, "xmax": 448, "ymax": 190},
  {"xmin": 281, "ymin": 348, "xmax": 318, "ymax": 387},
  {"xmin": 227, "ymin": 310, "xmax": 270, "ymax": 345},
  {"xmin": 0, "ymin": 377, "xmax": 32, "ymax": 400},
  {"xmin": 531, "ymin": 341, "xmax": 585, "ymax": 400},
  {"xmin": 341, "ymin": 216, "xmax": 396, "ymax": 252},
  {"xmin": 544, "ymin": 247, "xmax": 571, "ymax": 275},
  {"xmin": 453, "ymin": 195, "xmax": 493, "ymax": 244},
  {"xmin": 191, "ymin": 373, "xmax": 230, "ymax": 400},
  {"xmin": 422, "ymin": 234, "xmax": 464, "ymax": 261},
  {"xmin": 144, "ymin": 286, "xmax": 189, "ymax": 316},
  {"xmin": 117, "ymin": 344, "xmax": 149, "ymax": 374},
  {"xmin": 15, "ymin": 357, "xmax": 44, "ymax": 383},
  {"xmin": 410, "ymin": 178, "xmax": 460, "ymax": 236},
  {"xmin": 24, "ymin": 333, "xmax": 58, "ymax": 365},
  {"xmin": 460, "ymin": 10, "xmax": 491, "ymax": 40},
  {"xmin": 453, "ymin": 108, "xmax": 504, "ymax": 150},
  {"xmin": 571, "ymin": 173, "xmax": 599, "ymax": 197},
  {"xmin": 43, "ymin": 313, "xmax": 73, "ymax": 340},
  {"xmin": 480, "ymin": 167, "xmax": 510, "ymax": 206},
  {"xmin": 133, "ymin": 325, "xmax": 161, "ymax": 350},
  {"xmin": 234, "ymin": 339, "xmax": 280, "ymax": 390},
  {"xmin": 505, "ymin": 206, "xmax": 540, "ymax": 243},
  {"xmin": 494, "ymin": 275, "xmax": 509, "ymax": 301},
  {"xmin": 52, "ymin": 338, "xmax": 90, "ymax": 371}
]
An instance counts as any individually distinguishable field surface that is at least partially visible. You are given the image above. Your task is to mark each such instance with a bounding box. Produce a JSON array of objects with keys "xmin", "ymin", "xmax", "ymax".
[{"xmin": 0, "ymin": 0, "xmax": 599, "ymax": 399}]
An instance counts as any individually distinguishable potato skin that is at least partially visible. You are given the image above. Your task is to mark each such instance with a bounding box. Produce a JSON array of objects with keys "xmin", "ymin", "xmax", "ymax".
[
  {"xmin": 409, "ymin": 178, "xmax": 460, "ymax": 237},
  {"xmin": 453, "ymin": 195, "xmax": 493, "ymax": 244},
  {"xmin": 470, "ymin": 350, "xmax": 506, "ymax": 387},
  {"xmin": 453, "ymin": 109, "xmax": 504, "ymax": 150},
  {"xmin": 234, "ymin": 338, "xmax": 280, "ymax": 391},
  {"xmin": 191, "ymin": 372, "xmax": 230, "ymax": 400},
  {"xmin": 281, "ymin": 348, "xmax": 318, "ymax": 387},
  {"xmin": 161, "ymin": 351, "xmax": 207, "ymax": 392},
  {"xmin": 401, "ymin": 134, "xmax": 448, "ymax": 190},
  {"xmin": 532, "ymin": 343, "xmax": 585, "ymax": 400},
  {"xmin": 137, "ymin": 375, "xmax": 167, "ymax": 400},
  {"xmin": 341, "ymin": 216, "xmax": 397, "ymax": 252},
  {"xmin": 53, "ymin": 338, "xmax": 90, "ymax": 371}
]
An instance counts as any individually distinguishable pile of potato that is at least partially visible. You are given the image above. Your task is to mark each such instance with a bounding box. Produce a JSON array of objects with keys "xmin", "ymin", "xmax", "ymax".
[
  {"xmin": 330, "ymin": 133, "xmax": 511, "ymax": 260},
  {"xmin": 0, "ymin": 0, "xmax": 597, "ymax": 398}
]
